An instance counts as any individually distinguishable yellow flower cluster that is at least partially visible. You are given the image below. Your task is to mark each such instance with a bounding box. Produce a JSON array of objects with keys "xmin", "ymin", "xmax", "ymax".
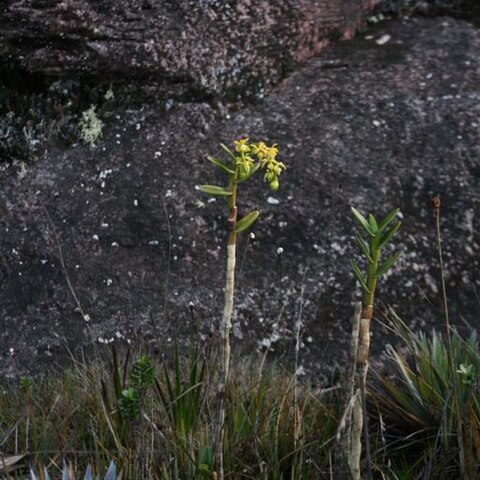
[{"xmin": 233, "ymin": 138, "xmax": 286, "ymax": 191}]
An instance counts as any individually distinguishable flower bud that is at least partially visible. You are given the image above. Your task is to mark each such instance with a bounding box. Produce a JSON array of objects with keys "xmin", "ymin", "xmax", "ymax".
[{"xmin": 269, "ymin": 178, "xmax": 279, "ymax": 191}]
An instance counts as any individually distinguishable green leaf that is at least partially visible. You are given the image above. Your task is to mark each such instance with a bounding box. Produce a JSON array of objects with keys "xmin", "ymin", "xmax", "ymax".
[
  {"xmin": 111, "ymin": 345, "xmax": 123, "ymax": 398},
  {"xmin": 118, "ymin": 387, "xmax": 140, "ymax": 421},
  {"xmin": 219, "ymin": 143, "xmax": 237, "ymax": 161},
  {"xmin": 237, "ymin": 163, "xmax": 260, "ymax": 183},
  {"xmin": 197, "ymin": 185, "xmax": 232, "ymax": 197},
  {"xmin": 355, "ymin": 232, "xmax": 373, "ymax": 263},
  {"xmin": 378, "ymin": 222, "xmax": 401, "ymax": 248},
  {"xmin": 368, "ymin": 214, "xmax": 379, "ymax": 234},
  {"xmin": 351, "ymin": 207, "xmax": 374, "ymax": 236},
  {"xmin": 198, "ymin": 464, "xmax": 211, "ymax": 478},
  {"xmin": 130, "ymin": 355, "xmax": 154, "ymax": 389},
  {"xmin": 207, "ymin": 155, "xmax": 234, "ymax": 175},
  {"xmin": 376, "ymin": 252, "xmax": 400, "ymax": 277},
  {"xmin": 235, "ymin": 210, "xmax": 260, "ymax": 233},
  {"xmin": 350, "ymin": 259, "xmax": 370, "ymax": 293},
  {"xmin": 378, "ymin": 208, "xmax": 400, "ymax": 233}
]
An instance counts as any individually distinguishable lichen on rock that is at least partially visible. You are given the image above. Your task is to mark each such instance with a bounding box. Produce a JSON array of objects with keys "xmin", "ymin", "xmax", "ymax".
[{"xmin": 78, "ymin": 105, "xmax": 103, "ymax": 146}]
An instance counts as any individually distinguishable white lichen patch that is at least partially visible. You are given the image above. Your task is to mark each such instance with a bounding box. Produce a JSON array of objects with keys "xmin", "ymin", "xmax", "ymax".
[
  {"xmin": 104, "ymin": 87, "xmax": 114, "ymax": 101},
  {"xmin": 78, "ymin": 105, "xmax": 103, "ymax": 146},
  {"xmin": 98, "ymin": 169, "xmax": 112, "ymax": 180},
  {"xmin": 330, "ymin": 240, "xmax": 347, "ymax": 255}
]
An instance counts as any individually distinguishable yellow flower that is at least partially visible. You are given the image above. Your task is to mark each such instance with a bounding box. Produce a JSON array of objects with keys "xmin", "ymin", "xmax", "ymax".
[
  {"xmin": 234, "ymin": 138, "xmax": 250, "ymax": 154},
  {"xmin": 229, "ymin": 139, "xmax": 285, "ymax": 189},
  {"xmin": 261, "ymin": 151, "xmax": 285, "ymax": 191},
  {"xmin": 236, "ymin": 155, "xmax": 254, "ymax": 179},
  {"xmin": 251, "ymin": 141, "xmax": 269, "ymax": 159},
  {"xmin": 266, "ymin": 144, "xmax": 279, "ymax": 159},
  {"xmin": 264, "ymin": 158, "xmax": 286, "ymax": 175}
]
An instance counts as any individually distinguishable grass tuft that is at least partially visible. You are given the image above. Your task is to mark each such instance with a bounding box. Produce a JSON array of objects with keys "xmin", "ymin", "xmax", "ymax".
[{"xmin": 370, "ymin": 311, "xmax": 480, "ymax": 479}]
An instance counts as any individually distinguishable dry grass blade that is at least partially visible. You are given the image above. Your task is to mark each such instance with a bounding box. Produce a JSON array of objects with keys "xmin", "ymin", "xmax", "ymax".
[{"xmin": 0, "ymin": 454, "xmax": 26, "ymax": 474}]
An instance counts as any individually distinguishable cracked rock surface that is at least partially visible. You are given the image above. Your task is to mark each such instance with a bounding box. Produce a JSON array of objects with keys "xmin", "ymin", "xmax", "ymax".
[
  {"xmin": 1, "ymin": 15, "xmax": 479, "ymax": 382},
  {"xmin": 0, "ymin": 0, "xmax": 372, "ymax": 99}
]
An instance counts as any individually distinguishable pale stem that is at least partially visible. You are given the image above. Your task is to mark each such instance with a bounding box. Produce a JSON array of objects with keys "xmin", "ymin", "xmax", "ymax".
[
  {"xmin": 337, "ymin": 302, "xmax": 361, "ymax": 478},
  {"xmin": 222, "ymin": 232, "xmax": 237, "ymax": 387},
  {"xmin": 216, "ymin": 173, "xmax": 237, "ymax": 480},
  {"xmin": 350, "ymin": 238, "xmax": 379, "ymax": 480},
  {"xmin": 350, "ymin": 388, "xmax": 363, "ymax": 480},
  {"xmin": 337, "ymin": 302, "xmax": 362, "ymax": 471}
]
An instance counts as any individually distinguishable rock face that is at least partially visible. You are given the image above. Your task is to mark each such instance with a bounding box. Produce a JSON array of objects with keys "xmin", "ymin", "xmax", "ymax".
[
  {"xmin": 1, "ymin": 14, "xmax": 479, "ymax": 381},
  {"xmin": 0, "ymin": 0, "xmax": 375, "ymax": 99},
  {"xmin": 377, "ymin": 0, "xmax": 480, "ymax": 19}
]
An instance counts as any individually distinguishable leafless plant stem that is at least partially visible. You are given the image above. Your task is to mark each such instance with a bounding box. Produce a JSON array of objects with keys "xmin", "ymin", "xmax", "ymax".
[
  {"xmin": 41, "ymin": 201, "xmax": 89, "ymax": 323},
  {"xmin": 432, "ymin": 196, "xmax": 467, "ymax": 478}
]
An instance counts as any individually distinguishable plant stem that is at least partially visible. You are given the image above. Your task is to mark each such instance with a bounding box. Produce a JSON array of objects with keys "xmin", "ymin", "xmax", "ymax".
[
  {"xmin": 433, "ymin": 196, "xmax": 467, "ymax": 478},
  {"xmin": 350, "ymin": 390, "xmax": 362, "ymax": 480},
  {"xmin": 336, "ymin": 302, "xmax": 361, "ymax": 479},
  {"xmin": 217, "ymin": 173, "xmax": 237, "ymax": 480},
  {"xmin": 432, "ymin": 197, "xmax": 451, "ymax": 345},
  {"xmin": 351, "ymin": 239, "xmax": 379, "ymax": 480},
  {"xmin": 293, "ymin": 272, "xmax": 307, "ymax": 479},
  {"xmin": 222, "ymin": 225, "xmax": 237, "ymax": 393}
]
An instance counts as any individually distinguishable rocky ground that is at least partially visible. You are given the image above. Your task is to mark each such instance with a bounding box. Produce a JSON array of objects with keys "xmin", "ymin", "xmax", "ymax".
[{"xmin": 0, "ymin": 12, "xmax": 479, "ymax": 383}]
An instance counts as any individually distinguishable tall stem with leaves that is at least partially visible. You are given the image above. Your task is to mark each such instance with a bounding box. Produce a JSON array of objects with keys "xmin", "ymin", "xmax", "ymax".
[
  {"xmin": 198, "ymin": 138, "xmax": 286, "ymax": 479},
  {"xmin": 347, "ymin": 207, "xmax": 401, "ymax": 480}
]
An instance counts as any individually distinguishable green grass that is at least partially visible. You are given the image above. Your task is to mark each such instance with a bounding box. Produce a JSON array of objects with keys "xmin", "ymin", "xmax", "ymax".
[
  {"xmin": 369, "ymin": 312, "xmax": 480, "ymax": 479},
  {"xmin": 0, "ymin": 347, "xmax": 338, "ymax": 479}
]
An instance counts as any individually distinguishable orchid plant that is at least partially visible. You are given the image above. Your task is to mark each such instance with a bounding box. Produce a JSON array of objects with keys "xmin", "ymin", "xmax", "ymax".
[
  {"xmin": 346, "ymin": 207, "xmax": 401, "ymax": 480},
  {"xmin": 198, "ymin": 138, "xmax": 286, "ymax": 479}
]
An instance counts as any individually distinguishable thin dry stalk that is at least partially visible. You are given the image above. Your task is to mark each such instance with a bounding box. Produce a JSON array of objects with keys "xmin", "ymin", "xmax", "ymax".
[
  {"xmin": 432, "ymin": 196, "xmax": 468, "ymax": 478},
  {"xmin": 41, "ymin": 201, "xmax": 90, "ymax": 323},
  {"xmin": 432, "ymin": 197, "xmax": 452, "ymax": 343},
  {"xmin": 293, "ymin": 271, "xmax": 307, "ymax": 477},
  {"xmin": 159, "ymin": 192, "xmax": 172, "ymax": 325}
]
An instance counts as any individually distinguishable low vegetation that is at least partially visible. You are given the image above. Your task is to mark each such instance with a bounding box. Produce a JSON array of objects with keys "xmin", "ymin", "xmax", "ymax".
[
  {"xmin": 0, "ymin": 347, "xmax": 338, "ymax": 479},
  {"xmin": 1, "ymin": 324, "xmax": 478, "ymax": 479}
]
